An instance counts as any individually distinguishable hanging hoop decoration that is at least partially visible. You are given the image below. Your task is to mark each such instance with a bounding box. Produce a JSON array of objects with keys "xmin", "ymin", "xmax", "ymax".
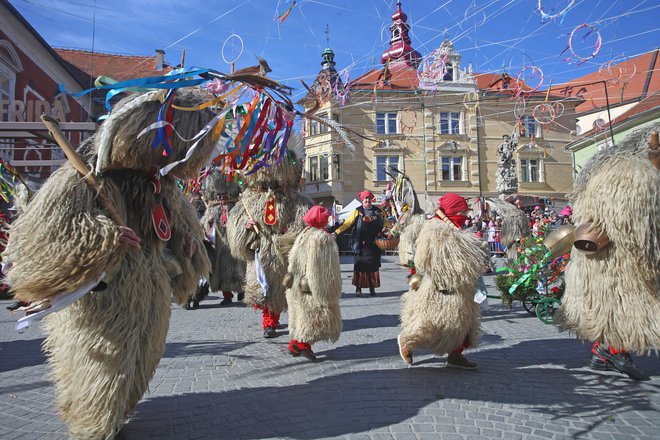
[
  {"xmin": 314, "ymin": 72, "xmax": 333, "ymax": 104},
  {"xmin": 553, "ymin": 101, "xmax": 565, "ymax": 118},
  {"xmin": 592, "ymin": 118, "xmax": 607, "ymax": 133},
  {"xmin": 513, "ymin": 97, "xmax": 527, "ymax": 119},
  {"xmin": 464, "ymin": 1, "xmax": 487, "ymax": 26},
  {"xmin": 532, "ymin": 103, "xmax": 556, "ymax": 127},
  {"xmin": 418, "ymin": 48, "xmax": 448, "ymax": 90},
  {"xmin": 221, "ymin": 33, "xmax": 244, "ymax": 65},
  {"xmin": 514, "ymin": 65, "xmax": 544, "ymax": 98},
  {"xmin": 463, "ymin": 91, "xmax": 479, "ymax": 113},
  {"xmin": 563, "ymin": 23, "xmax": 602, "ymax": 65},
  {"xmin": 599, "ymin": 58, "xmax": 637, "ymax": 86},
  {"xmin": 537, "ymin": 0, "xmax": 575, "ymax": 22},
  {"xmin": 398, "ymin": 107, "xmax": 417, "ymax": 135},
  {"xmin": 334, "ymin": 68, "xmax": 351, "ymax": 106}
]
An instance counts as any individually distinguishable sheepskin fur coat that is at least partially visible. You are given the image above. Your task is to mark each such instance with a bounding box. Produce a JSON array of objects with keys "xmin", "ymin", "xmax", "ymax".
[
  {"xmin": 200, "ymin": 169, "xmax": 245, "ymax": 293},
  {"xmin": 226, "ymin": 152, "xmax": 312, "ymax": 313},
  {"xmin": 397, "ymin": 213, "xmax": 426, "ymax": 267},
  {"xmin": 286, "ymin": 227, "xmax": 342, "ymax": 344},
  {"xmin": 558, "ymin": 125, "xmax": 660, "ymax": 353},
  {"xmin": 3, "ymin": 89, "xmax": 213, "ymax": 440},
  {"xmin": 399, "ymin": 218, "xmax": 490, "ymax": 355}
]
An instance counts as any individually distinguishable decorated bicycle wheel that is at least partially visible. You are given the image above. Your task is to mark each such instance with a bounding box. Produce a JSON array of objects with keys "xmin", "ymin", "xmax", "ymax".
[
  {"xmin": 522, "ymin": 293, "xmax": 541, "ymax": 315},
  {"xmin": 536, "ymin": 297, "xmax": 561, "ymax": 324}
]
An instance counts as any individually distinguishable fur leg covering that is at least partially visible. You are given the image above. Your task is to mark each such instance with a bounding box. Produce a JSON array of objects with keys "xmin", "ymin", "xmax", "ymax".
[
  {"xmin": 43, "ymin": 252, "xmax": 171, "ymax": 440},
  {"xmin": 286, "ymin": 228, "xmax": 342, "ymax": 345},
  {"xmin": 399, "ymin": 219, "xmax": 489, "ymax": 355}
]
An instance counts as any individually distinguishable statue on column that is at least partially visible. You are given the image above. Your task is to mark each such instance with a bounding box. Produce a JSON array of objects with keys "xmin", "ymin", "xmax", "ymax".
[{"xmin": 496, "ymin": 133, "xmax": 518, "ymax": 196}]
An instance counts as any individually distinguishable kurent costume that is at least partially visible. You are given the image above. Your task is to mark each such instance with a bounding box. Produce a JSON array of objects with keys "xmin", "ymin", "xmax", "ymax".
[
  {"xmin": 334, "ymin": 190, "xmax": 391, "ymax": 296},
  {"xmin": 226, "ymin": 146, "xmax": 312, "ymax": 338},
  {"xmin": 397, "ymin": 193, "xmax": 489, "ymax": 369},
  {"xmin": 2, "ymin": 90, "xmax": 213, "ymax": 439},
  {"xmin": 200, "ymin": 169, "xmax": 245, "ymax": 306},
  {"xmin": 557, "ymin": 125, "xmax": 660, "ymax": 381},
  {"xmin": 284, "ymin": 206, "xmax": 342, "ymax": 361}
]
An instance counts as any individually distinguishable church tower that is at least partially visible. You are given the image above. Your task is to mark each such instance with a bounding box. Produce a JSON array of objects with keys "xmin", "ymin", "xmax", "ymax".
[{"xmin": 380, "ymin": 1, "xmax": 421, "ymax": 70}]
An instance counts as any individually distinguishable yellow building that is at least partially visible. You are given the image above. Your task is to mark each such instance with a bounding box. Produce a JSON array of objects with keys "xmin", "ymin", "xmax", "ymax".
[{"xmin": 300, "ymin": 1, "xmax": 580, "ymax": 212}]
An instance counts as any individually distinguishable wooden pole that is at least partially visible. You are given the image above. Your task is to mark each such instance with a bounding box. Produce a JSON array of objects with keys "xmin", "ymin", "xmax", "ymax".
[
  {"xmin": 240, "ymin": 197, "xmax": 260, "ymax": 235},
  {"xmin": 650, "ymin": 131, "xmax": 660, "ymax": 170},
  {"xmin": 40, "ymin": 114, "xmax": 127, "ymax": 227}
]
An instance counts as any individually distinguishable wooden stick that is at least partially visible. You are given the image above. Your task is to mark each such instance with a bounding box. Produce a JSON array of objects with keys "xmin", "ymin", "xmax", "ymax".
[
  {"xmin": 40, "ymin": 114, "xmax": 127, "ymax": 227},
  {"xmin": 240, "ymin": 197, "xmax": 260, "ymax": 235}
]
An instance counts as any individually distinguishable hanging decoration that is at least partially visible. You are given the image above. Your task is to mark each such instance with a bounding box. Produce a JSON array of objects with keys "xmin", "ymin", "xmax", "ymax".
[
  {"xmin": 537, "ymin": 0, "xmax": 575, "ymax": 22},
  {"xmin": 514, "ymin": 65, "xmax": 544, "ymax": 99},
  {"xmin": 275, "ymin": 1, "xmax": 297, "ymax": 24},
  {"xmin": 599, "ymin": 58, "xmax": 637, "ymax": 87},
  {"xmin": 513, "ymin": 97, "xmax": 527, "ymax": 120},
  {"xmin": 561, "ymin": 23, "xmax": 602, "ymax": 65},
  {"xmin": 221, "ymin": 33, "xmax": 244, "ymax": 67},
  {"xmin": 397, "ymin": 107, "xmax": 417, "ymax": 135},
  {"xmin": 463, "ymin": 91, "xmax": 479, "ymax": 113},
  {"xmin": 315, "ymin": 71, "xmax": 333, "ymax": 104},
  {"xmin": 417, "ymin": 48, "xmax": 448, "ymax": 92},
  {"xmin": 334, "ymin": 68, "xmax": 351, "ymax": 106}
]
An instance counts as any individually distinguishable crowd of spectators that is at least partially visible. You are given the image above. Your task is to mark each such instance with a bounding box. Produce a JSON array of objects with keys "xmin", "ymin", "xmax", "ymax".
[{"xmin": 465, "ymin": 204, "xmax": 574, "ymax": 256}]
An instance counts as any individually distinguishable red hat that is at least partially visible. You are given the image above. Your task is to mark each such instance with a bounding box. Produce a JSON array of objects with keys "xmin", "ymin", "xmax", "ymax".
[
  {"xmin": 358, "ymin": 190, "xmax": 375, "ymax": 201},
  {"xmin": 302, "ymin": 205, "xmax": 330, "ymax": 229},
  {"xmin": 438, "ymin": 192, "xmax": 468, "ymax": 215}
]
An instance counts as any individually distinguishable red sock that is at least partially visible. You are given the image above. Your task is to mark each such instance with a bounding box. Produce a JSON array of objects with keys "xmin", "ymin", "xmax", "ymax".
[
  {"xmin": 288, "ymin": 339, "xmax": 299, "ymax": 352},
  {"xmin": 222, "ymin": 291, "xmax": 233, "ymax": 299},
  {"xmin": 262, "ymin": 306, "xmax": 281, "ymax": 330},
  {"xmin": 296, "ymin": 341, "xmax": 312, "ymax": 350},
  {"xmin": 451, "ymin": 337, "xmax": 471, "ymax": 353}
]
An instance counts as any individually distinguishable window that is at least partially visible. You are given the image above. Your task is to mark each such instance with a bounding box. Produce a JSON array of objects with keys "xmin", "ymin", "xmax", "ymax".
[
  {"xmin": 443, "ymin": 63, "xmax": 454, "ymax": 81},
  {"xmin": 521, "ymin": 115, "xmax": 537, "ymax": 137},
  {"xmin": 309, "ymin": 156, "xmax": 319, "ymax": 182},
  {"xmin": 439, "ymin": 112, "xmax": 461, "ymax": 134},
  {"xmin": 319, "ymin": 155, "xmax": 329, "ymax": 180},
  {"xmin": 376, "ymin": 112, "xmax": 397, "ymax": 134},
  {"xmin": 520, "ymin": 159, "xmax": 540, "ymax": 182},
  {"xmin": 375, "ymin": 156, "xmax": 399, "ymax": 181},
  {"xmin": 309, "ymin": 119, "xmax": 319, "ymax": 136},
  {"xmin": 440, "ymin": 156, "xmax": 463, "ymax": 181},
  {"xmin": 0, "ymin": 68, "xmax": 13, "ymax": 122},
  {"xmin": 332, "ymin": 154, "xmax": 341, "ymax": 179}
]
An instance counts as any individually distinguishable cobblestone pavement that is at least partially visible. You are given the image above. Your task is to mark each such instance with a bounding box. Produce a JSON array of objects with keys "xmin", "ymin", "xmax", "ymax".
[{"xmin": 0, "ymin": 256, "xmax": 658, "ymax": 440}]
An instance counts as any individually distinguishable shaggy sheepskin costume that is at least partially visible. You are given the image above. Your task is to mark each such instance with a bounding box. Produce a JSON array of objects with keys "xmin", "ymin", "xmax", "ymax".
[
  {"xmin": 200, "ymin": 169, "xmax": 245, "ymax": 305},
  {"xmin": 558, "ymin": 125, "xmax": 660, "ymax": 358},
  {"xmin": 398, "ymin": 193, "xmax": 489, "ymax": 368},
  {"xmin": 3, "ymin": 89, "xmax": 213, "ymax": 439},
  {"xmin": 285, "ymin": 206, "xmax": 342, "ymax": 360},
  {"xmin": 226, "ymin": 148, "xmax": 312, "ymax": 337},
  {"xmin": 397, "ymin": 213, "xmax": 426, "ymax": 269}
]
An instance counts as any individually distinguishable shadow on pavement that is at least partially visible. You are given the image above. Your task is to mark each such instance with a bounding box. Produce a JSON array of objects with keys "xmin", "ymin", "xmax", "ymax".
[
  {"xmin": 341, "ymin": 313, "xmax": 400, "ymax": 332},
  {"xmin": 163, "ymin": 340, "xmax": 255, "ymax": 359},
  {"xmin": 0, "ymin": 338, "xmax": 46, "ymax": 372},
  {"xmin": 120, "ymin": 341, "xmax": 660, "ymax": 439}
]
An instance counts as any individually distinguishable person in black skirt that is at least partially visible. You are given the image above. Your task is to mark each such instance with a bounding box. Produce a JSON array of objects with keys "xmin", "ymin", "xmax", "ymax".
[{"xmin": 333, "ymin": 190, "xmax": 391, "ymax": 296}]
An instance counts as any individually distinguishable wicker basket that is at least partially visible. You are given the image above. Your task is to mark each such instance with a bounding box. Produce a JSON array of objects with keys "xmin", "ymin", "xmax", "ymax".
[{"xmin": 375, "ymin": 236, "xmax": 400, "ymax": 251}]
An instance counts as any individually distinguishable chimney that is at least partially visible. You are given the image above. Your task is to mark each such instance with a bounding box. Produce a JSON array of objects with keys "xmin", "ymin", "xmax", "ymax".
[{"xmin": 155, "ymin": 49, "xmax": 165, "ymax": 70}]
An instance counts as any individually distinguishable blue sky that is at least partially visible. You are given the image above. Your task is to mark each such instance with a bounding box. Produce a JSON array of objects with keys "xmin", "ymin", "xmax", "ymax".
[{"xmin": 10, "ymin": 0, "xmax": 659, "ymax": 101}]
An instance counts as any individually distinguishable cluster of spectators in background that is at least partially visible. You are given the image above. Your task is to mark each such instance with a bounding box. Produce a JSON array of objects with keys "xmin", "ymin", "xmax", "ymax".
[{"xmin": 465, "ymin": 204, "xmax": 574, "ymax": 256}]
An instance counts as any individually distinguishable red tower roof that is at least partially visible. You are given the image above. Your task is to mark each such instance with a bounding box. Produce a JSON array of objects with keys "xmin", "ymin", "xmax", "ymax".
[{"xmin": 380, "ymin": 0, "xmax": 421, "ymax": 71}]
